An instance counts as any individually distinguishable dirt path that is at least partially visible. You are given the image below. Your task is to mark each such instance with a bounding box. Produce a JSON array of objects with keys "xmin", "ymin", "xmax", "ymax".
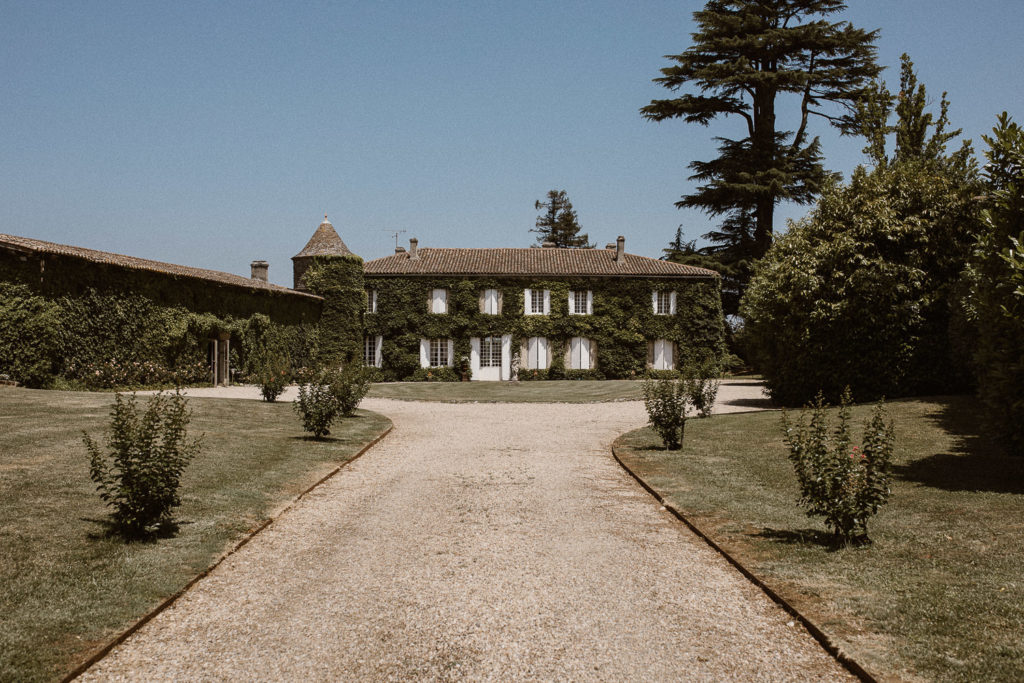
[{"xmin": 81, "ymin": 389, "xmax": 849, "ymax": 681}]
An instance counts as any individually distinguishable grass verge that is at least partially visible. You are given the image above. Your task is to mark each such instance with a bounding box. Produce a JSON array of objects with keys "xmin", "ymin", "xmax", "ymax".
[
  {"xmin": 0, "ymin": 387, "xmax": 391, "ymax": 682},
  {"xmin": 614, "ymin": 396, "xmax": 1024, "ymax": 682}
]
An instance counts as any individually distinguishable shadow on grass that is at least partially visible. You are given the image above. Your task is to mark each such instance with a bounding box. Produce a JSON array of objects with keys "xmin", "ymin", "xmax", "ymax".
[
  {"xmin": 721, "ymin": 397, "xmax": 777, "ymax": 410},
  {"xmin": 82, "ymin": 517, "xmax": 184, "ymax": 542},
  {"xmin": 892, "ymin": 397, "xmax": 1024, "ymax": 494},
  {"xmin": 289, "ymin": 435, "xmax": 343, "ymax": 443},
  {"xmin": 754, "ymin": 527, "xmax": 844, "ymax": 552}
]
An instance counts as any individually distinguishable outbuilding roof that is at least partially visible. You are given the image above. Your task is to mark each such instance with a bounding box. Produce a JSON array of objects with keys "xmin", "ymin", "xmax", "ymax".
[
  {"xmin": 0, "ymin": 233, "xmax": 321, "ymax": 299},
  {"xmin": 292, "ymin": 217, "xmax": 354, "ymax": 259},
  {"xmin": 364, "ymin": 246, "xmax": 718, "ymax": 278}
]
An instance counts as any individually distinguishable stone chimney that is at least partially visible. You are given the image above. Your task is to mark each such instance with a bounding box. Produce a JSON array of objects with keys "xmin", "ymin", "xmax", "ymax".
[
  {"xmin": 409, "ymin": 237, "xmax": 419, "ymax": 260},
  {"xmin": 250, "ymin": 260, "xmax": 269, "ymax": 282},
  {"xmin": 615, "ymin": 235, "xmax": 625, "ymax": 263}
]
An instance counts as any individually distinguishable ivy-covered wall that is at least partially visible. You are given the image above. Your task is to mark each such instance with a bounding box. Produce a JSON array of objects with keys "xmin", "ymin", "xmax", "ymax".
[
  {"xmin": 362, "ymin": 275, "xmax": 723, "ymax": 380},
  {"xmin": 0, "ymin": 248, "xmax": 322, "ymax": 387},
  {"xmin": 300, "ymin": 255, "xmax": 365, "ymax": 368}
]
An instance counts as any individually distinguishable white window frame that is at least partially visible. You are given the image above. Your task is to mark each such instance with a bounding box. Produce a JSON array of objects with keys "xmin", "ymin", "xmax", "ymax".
[
  {"xmin": 568, "ymin": 337, "xmax": 593, "ymax": 370},
  {"xmin": 569, "ymin": 290, "xmax": 592, "ymax": 315},
  {"xmin": 364, "ymin": 335, "xmax": 383, "ymax": 368},
  {"xmin": 427, "ymin": 338, "xmax": 453, "ymax": 367},
  {"xmin": 430, "ymin": 288, "xmax": 448, "ymax": 314},
  {"xmin": 480, "ymin": 336, "xmax": 502, "ymax": 368},
  {"xmin": 523, "ymin": 288, "xmax": 550, "ymax": 316},
  {"xmin": 366, "ymin": 289, "xmax": 377, "ymax": 313},
  {"xmin": 482, "ymin": 288, "xmax": 500, "ymax": 315},
  {"xmin": 653, "ymin": 290, "xmax": 677, "ymax": 316},
  {"xmin": 525, "ymin": 337, "xmax": 549, "ymax": 370}
]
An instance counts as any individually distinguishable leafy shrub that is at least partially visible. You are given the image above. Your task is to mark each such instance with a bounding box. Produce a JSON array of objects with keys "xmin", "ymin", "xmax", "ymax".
[
  {"xmin": 409, "ymin": 367, "xmax": 461, "ymax": 382},
  {"xmin": 83, "ymin": 392, "xmax": 202, "ymax": 539},
  {"xmin": 73, "ymin": 359, "xmax": 208, "ymax": 389},
  {"xmin": 293, "ymin": 366, "xmax": 371, "ymax": 437},
  {"xmin": 563, "ymin": 369, "xmax": 605, "ymax": 380},
  {"xmin": 255, "ymin": 353, "xmax": 291, "ymax": 402},
  {"xmin": 781, "ymin": 389, "xmax": 895, "ymax": 546},
  {"xmin": 0, "ymin": 282, "xmax": 62, "ymax": 387},
  {"xmin": 681, "ymin": 358, "xmax": 721, "ymax": 418},
  {"xmin": 642, "ymin": 378, "xmax": 688, "ymax": 450},
  {"xmin": 517, "ymin": 368, "xmax": 549, "ymax": 381}
]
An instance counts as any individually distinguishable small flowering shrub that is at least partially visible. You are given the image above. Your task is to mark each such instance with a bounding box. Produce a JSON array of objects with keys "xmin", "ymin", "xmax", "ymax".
[
  {"xmin": 75, "ymin": 359, "xmax": 208, "ymax": 389},
  {"xmin": 782, "ymin": 388, "xmax": 896, "ymax": 546},
  {"xmin": 681, "ymin": 358, "xmax": 721, "ymax": 418},
  {"xmin": 333, "ymin": 365, "xmax": 372, "ymax": 417},
  {"xmin": 83, "ymin": 391, "xmax": 202, "ymax": 539},
  {"xmin": 255, "ymin": 353, "xmax": 290, "ymax": 402},
  {"xmin": 642, "ymin": 378, "xmax": 689, "ymax": 450}
]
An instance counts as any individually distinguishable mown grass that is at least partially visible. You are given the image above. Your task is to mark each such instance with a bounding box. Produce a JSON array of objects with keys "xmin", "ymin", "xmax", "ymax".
[
  {"xmin": 366, "ymin": 379, "xmax": 645, "ymax": 402},
  {"xmin": 0, "ymin": 387, "xmax": 390, "ymax": 682},
  {"xmin": 614, "ymin": 396, "xmax": 1024, "ymax": 682}
]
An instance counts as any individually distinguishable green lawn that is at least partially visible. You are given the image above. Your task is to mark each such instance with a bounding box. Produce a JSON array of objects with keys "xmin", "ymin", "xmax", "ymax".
[
  {"xmin": 614, "ymin": 397, "xmax": 1024, "ymax": 682},
  {"xmin": 0, "ymin": 387, "xmax": 390, "ymax": 682},
  {"xmin": 367, "ymin": 379, "xmax": 647, "ymax": 402}
]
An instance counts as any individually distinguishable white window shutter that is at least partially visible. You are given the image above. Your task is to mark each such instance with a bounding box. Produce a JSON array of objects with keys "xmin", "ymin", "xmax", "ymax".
[
  {"xmin": 586, "ymin": 290, "xmax": 593, "ymax": 315},
  {"xmin": 654, "ymin": 340, "xmax": 665, "ymax": 370},
  {"xmin": 440, "ymin": 289, "xmax": 448, "ymax": 313},
  {"xmin": 542, "ymin": 338, "xmax": 551, "ymax": 369},
  {"xmin": 669, "ymin": 291, "xmax": 677, "ymax": 315},
  {"xmin": 447, "ymin": 339, "xmax": 454, "ymax": 367},
  {"xmin": 479, "ymin": 291, "xmax": 486, "ymax": 313},
  {"xmin": 470, "ymin": 337, "xmax": 481, "ymax": 379},
  {"xmin": 569, "ymin": 337, "xmax": 580, "ymax": 369},
  {"xmin": 497, "ymin": 290, "xmax": 503, "ymax": 314},
  {"xmin": 524, "ymin": 288, "xmax": 531, "ymax": 315},
  {"xmin": 567, "ymin": 290, "xmax": 575, "ymax": 315},
  {"xmin": 581, "ymin": 338, "xmax": 591, "ymax": 370},
  {"xmin": 375, "ymin": 336, "xmax": 383, "ymax": 368},
  {"xmin": 419, "ymin": 339, "xmax": 429, "ymax": 368},
  {"xmin": 527, "ymin": 337, "xmax": 537, "ymax": 369},
  {"xmin": 501, "ymin": 335, "xmax": 511, "ymax": 380},
  {"xmin": 543, "ymin": 290, "xmax": 551, "ymax": 315},
  {"xmin": 665, "ymin": 340, "xmax": 674, "ymax": 370},
  {"xmin": 652, "ymin": 291, "xmax": 658, "ymax": 314}
]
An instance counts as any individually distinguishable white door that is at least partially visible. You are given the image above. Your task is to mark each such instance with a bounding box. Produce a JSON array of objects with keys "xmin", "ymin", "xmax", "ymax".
[{"xmin": 476, "ymin": 336, "xmax": 503, "ymax": 381}]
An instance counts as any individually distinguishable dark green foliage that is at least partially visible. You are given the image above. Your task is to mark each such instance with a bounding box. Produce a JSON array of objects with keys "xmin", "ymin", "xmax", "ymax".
[
  {"xmin": 531, "ymin": 190, "xmax": 592, "ymax": 248},
  {"xmin": 363, "ymin": 275, "xmax": 724, "ymax": 381},
  {"xmin": 781, "ymin": 389, "xmax": 895, "ymax": 546},
  {"xmin": 681, "ymin": 356, "xmax": 721, "ymax": 418},
  {"xmin": 967, "ymin": 113, "xmax": 1024, "ymax": 455},
  {"xmin": 0, "ymin": 282, "xmax": 62, "ymax": 386},
  {"xmin": 409, "ymin": 367, "xmax": 462, "ymax": 382},
  {"xmin": 293, "ymin": 366, "xmax": 371, "ymax": 438},
  {"xmin": 642, "ymin": 0, "xmax": 880, "ymax": 259},
  {"xmin": 83, "ymin": 392, "xmax": 202, "ymax": 539},
  {"xmin": 642, "ymin": 378, "xmax": 688, "ymax": 449},
  {"xmin": 300, "ymin": 255, "xmax": 365, "ymax": 369},
  {"xmin": 741, "ymin": 60, "xmax": 981, "ymax": 405}
]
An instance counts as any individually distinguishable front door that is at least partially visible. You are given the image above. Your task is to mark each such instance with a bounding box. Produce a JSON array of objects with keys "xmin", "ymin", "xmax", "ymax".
[{"xmin": 477, "ymin": 336, "xmax": 503, "ymax": 381}]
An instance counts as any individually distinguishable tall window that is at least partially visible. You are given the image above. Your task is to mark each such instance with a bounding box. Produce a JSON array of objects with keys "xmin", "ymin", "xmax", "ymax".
[
  {"xmin": 524, "ymin": 288, "xmax": 549, "ymax": 315},
  {"xmin": 430, "ymin": 288, "xmax": 448, "ymax": 314},
  {"xmin": 568, "ymin": 337, "xmax": 593, "ymax": 370},
  {"xmin": 364, "ymin": 335, "xmax": 382, "ymax": 368},
  {"xmin": 525, "ymin": 337, "xmax": 549, "ymax": 370},
  {"xmin": 531, "ymin": 289, "xmax": 545, "ymax": 314},
  {"xmin": 429, "ymin": 338, "xmax": 449, "ymax": 367},
  {"xmin": 482, "ymin": 288, "xmax": 500, "ymax": 315},
  {"xmin": 654, "ymin": 290, "xmax": 675, "ymax": 315},
  {"xmin": 569, "ymin": 290, "xmax": 591, "ymax": 315},
  {"xmin": 480, "ymin": 336, "xmax": 502, "ymax": 368},
  {"xmin": 366, "ymin": 289, "xmax": 377, "ymax": 313}
]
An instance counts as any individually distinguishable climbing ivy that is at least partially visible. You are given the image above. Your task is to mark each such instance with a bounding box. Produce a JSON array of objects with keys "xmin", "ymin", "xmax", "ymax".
[
  {"xmin": 301, "ymin": 255, "xmax": 365, "ymax": 369},
  {"xmin": 363, "ymin": 275, "xmax": 723, "ymax": 380}
]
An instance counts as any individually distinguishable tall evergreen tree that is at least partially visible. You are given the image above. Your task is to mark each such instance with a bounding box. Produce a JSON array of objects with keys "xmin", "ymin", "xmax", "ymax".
[
  {"xmin": 642, "ymin": 1, "xmax": 881, "ymax": 259},
  {"xmin": 531, "ymin": 190, "xmax": 592, "ymax": 248}
]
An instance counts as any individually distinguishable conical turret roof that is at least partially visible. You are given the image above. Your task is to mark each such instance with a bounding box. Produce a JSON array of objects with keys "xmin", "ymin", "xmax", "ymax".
[{"xmin": 292, "ymin": 216, "xmax": 354, "ymax": 259}]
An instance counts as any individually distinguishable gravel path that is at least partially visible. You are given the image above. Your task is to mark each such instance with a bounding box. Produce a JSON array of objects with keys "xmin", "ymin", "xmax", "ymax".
[{"xmin": 82, "ymin": 385, "xmax": 849, "ymax": 681}]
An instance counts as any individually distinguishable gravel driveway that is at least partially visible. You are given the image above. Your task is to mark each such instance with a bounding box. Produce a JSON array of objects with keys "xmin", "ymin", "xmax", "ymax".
[{"xmin": 82, "ymin": 384, "xmax": 849, "ymax": 681}]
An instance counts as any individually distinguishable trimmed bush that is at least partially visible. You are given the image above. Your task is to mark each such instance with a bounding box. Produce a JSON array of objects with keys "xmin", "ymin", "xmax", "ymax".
[
  {"xmin": 83, "ymin": 392, "xmax": 202, "ymax": 539},
  {"xmin": 642, "ymin": 378, "xmax": 689, "ymax": 450},
  {"xmin": 293, "ymin": 366, "xmax": 371, "ymax": 437}
]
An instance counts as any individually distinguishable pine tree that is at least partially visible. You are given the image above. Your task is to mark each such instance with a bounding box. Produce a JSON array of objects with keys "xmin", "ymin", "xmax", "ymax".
[
  {"xmin": 531, "ymin": 190, "xmax": 592, "ymax": 248},
  {"xmin": 642, "ymin": 0, "xmax": 880, "ymax": 259}
]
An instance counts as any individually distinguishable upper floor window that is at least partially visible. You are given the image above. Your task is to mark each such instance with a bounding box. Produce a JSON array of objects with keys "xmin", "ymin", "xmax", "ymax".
[
  {"xmin": 481, "ymin": 288, "xmax": 501, "ymax": 315},
  {"xmin": 569, "ymin": 290, "xmax": 592, "ymax": 315},
  {"xmin": 524, "ymin": 288, "xmax": 550, "ymax": 315},
  {"xmin": 653, "ymin": 290, "xmax": 677, "ymax": 316},
  {"xmin": 430, "ymin": 288, "xmax": 448, "ymax": 314},
  {"xmin": 366, "ymin": 289, "xmax": 377, "ymax": 313}
]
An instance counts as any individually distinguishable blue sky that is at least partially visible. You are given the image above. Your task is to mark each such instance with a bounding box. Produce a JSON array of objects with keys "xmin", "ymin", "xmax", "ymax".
[{"xmin": 2, "ymin": 1, "xmax": 1022, "ymax": 286}]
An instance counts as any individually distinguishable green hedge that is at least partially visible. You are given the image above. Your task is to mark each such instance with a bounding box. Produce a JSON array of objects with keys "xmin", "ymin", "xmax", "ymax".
[{"xmin": 364, "ymin": 275, "xmax": 723, "ymax": 380}]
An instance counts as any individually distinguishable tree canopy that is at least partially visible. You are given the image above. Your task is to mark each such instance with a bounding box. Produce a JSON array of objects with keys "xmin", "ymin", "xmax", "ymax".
[
  {"xmin": 642, "ymin": 0, "xmax": 880, "ymax": 260},
  {"xmin": 531, "ymin": 190, "xmax": 592, "ymax": 248}
]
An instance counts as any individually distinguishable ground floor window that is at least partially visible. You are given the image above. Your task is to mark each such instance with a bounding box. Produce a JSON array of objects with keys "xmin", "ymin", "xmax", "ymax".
[
  {"xmin": 480, "ymin": 336, "xmax": 502, "ymax": 368},
  {"xmin": 567, "ymin": 337, "xmax": 593, "ymax": 370},
  {"xmin": 650, "ymin": 338, "xmax": 674, "ymax": 370},
  {"xmin": 524, "ymin": 336, "xmax": 549, "ymax": 370},
  {"xmin": 429, "ymin": 338, "xmax": 451, "ymax": 367},
  {"xmin": 364, "ymin": 335, "xmax": 382, "ymax": 368}
]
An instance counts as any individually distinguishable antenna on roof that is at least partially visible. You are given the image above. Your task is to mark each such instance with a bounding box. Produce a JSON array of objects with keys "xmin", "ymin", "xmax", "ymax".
[{"xmin": 380, "ymin": 229, "xmax": 408, "ymax": 249}]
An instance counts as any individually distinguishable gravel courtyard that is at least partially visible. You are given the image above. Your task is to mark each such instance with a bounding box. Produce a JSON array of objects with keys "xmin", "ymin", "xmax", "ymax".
[{"xmin": 82, "ymin": 384, "xmax": 849, "ymax": 681}]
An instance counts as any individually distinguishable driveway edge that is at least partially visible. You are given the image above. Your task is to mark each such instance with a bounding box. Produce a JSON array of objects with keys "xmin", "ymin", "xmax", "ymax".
[
  {"xmin": 63, "ymin": 423, "xmax": 394, "ymax": 682},
  {"xmin": 610, "ymin": 442, "xmax": 878, "ymax": 683}
]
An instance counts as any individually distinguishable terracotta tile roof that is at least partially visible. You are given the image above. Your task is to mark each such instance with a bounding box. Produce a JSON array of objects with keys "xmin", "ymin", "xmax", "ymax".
[
  {"xmin": 292, "ymin": 217, "xmax": 354, "ymax": 258},
  {"xmin": 0, "ymin": 233, "xmax": 321, "ymax": 300},
  {"xmin": 364, "ymin": 247, "xmax": 719, "ymax": 278}
]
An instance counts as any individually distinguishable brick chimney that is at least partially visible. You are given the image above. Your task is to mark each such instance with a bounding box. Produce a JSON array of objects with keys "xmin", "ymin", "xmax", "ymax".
[
  {"xmin": 250, "ymin": 260, "xmax": 269, "ymax": 282},
  {"xmin": 409, "ymin": 237, "xmax": 419, "ymax": 260},
  {"xmin": 615, "ymin": 236, "xmax": 625, "ymax": 263}
]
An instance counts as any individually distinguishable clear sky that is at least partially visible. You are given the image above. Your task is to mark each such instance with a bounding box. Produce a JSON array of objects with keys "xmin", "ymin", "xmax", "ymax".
[{"xmin": 2, "ymin": 1, "xmax": 1022, "ymax": 286}]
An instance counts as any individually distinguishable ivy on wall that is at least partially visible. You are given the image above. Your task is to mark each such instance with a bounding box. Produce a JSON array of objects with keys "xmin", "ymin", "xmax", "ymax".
[
  {"xmin": 362, "ymin": 275, "xmax": 723, "ymax": 380},
  {"xmin": 0, "ymin": 250, "xmax": 322, "ymax": 387},
  {"xmin": 301, "ymin": 255, "xmax": 365, "ymax": 368}
]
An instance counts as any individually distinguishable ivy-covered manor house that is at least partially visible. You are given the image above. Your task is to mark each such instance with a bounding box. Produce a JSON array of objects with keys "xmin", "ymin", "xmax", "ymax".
[{"xmin": 0, "ymin": 217, "xmax": 722, "ymax": 387}]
